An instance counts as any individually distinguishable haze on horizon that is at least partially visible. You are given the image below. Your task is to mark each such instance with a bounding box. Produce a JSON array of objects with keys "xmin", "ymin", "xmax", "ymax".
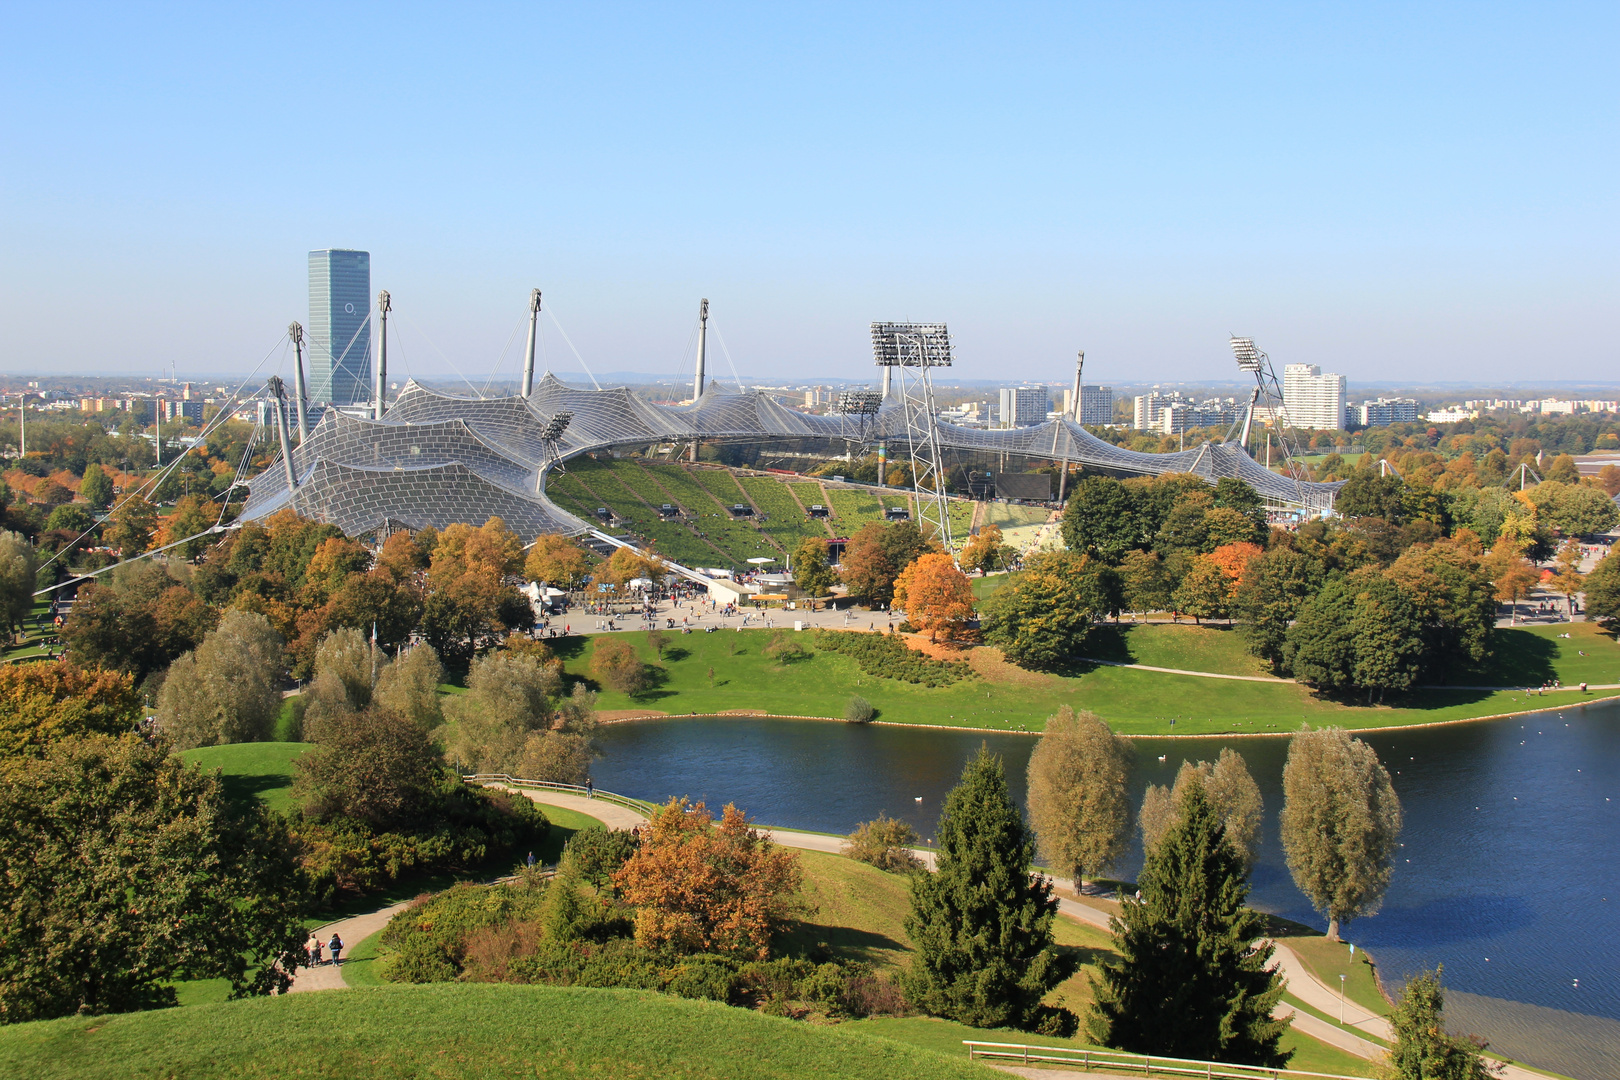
[{"xmin": 2, "ymin": 3, "xmax": 1614, "ymax": 390}]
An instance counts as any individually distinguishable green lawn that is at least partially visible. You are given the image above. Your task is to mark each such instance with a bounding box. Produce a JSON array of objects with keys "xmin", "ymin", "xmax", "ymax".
[
  {"xmin": 1085, "ymin": 622, "xmax": 1270, "ymax": 676},
  {"xmin": 565, "ymin": 628, "xmax": 1617, "ymax": 736},
  {"xmin": 1280, "ymin": 934, "xmax": 1390, "ymax": 1020},
  {"xmin": 0, "ymin": 984, "xmax": 1001, "ymax": 1080},
  {"xmin": 180, "ymin": 742, "xmax": 307, "ymax": 815}
]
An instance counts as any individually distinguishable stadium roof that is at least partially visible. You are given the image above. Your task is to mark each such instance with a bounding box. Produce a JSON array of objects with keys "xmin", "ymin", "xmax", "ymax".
[{"xmin": 241, "ymin": 373, "xmax": 1342, "ymax": 537}]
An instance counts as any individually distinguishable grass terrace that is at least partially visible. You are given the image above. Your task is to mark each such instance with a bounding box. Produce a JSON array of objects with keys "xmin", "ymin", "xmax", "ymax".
[
  {"xmin": 738, "ymin": 475, "xmax": 831, "ymax": 547},
  {"xmin": 826, "ymin": 487, "xmax": 889, "ymax": 531}
]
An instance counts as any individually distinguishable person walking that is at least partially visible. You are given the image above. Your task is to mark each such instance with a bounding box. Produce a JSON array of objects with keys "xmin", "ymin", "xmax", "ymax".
[
  {"xmin": 328, "ymin": 932, "xmax": 343, "ymax": 967},
  {"xmin": 526, "ymin": 850, "xmax": 536, "ymax": 868},
  {"xmin": 307, "ymin": 934, "xmax": 323, "ymax": 968},
  {"xmin": 585, "ymin": 777, "xmax": 595, "ymax": 798}
]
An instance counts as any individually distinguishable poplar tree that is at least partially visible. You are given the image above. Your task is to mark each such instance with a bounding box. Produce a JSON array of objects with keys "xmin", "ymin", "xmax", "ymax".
[
  {"xmin": 1088, "ymin": 784, "xmax": 1291, "ymax": 1065},
  {"xmin": 1025, "ymin": 707, "xmax": 1133, "ymax": 887},
  {"xmin": 906, "ymin": 746, "xmax": 1076, "ymax": 1033},
  {"xmin": 1280, "ymin": 727, "xmax": 1403, "ymax": 942}
]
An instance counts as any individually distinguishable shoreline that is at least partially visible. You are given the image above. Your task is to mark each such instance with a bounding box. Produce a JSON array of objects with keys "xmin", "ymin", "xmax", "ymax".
[{"xmin": 596, "ymin": 691, "xmax": 1620, "ymax": 738}]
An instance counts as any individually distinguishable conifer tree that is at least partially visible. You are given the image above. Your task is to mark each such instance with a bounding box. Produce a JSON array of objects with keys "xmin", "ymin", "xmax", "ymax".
[
  {"xmin": 1088, "ymin": 783, "xmax": 1291, "ymax": 1065},
  {"xmin": 905, "ymin": 745, "xmax": 1076, "ymax": 1033},
  {"xmin": 1386, "ymin": 968, "xmax": 1496, "ymax": 1080}
]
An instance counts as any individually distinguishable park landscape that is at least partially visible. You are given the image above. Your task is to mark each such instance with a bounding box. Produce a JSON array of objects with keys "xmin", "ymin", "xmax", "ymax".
[{"xmin": 0, "ymin": 421, "xmax": 1617, "ymax": 1079}]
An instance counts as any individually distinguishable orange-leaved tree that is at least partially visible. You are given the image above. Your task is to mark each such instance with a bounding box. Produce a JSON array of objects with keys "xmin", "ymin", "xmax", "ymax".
[
  {"xmin": 525, "ymin": 533, "xmax": 592, "ymax": 590},
  {"xmin": 894, "ymin": 551, "xmax": 975, "ymax": 642},
  {"xmin": 957, "ymin": 523, "xmax": 1004, "ymax": 574},
  {"xmin": 614, "ymin": 799, "xmax": 802, "ymax": 959},
  {"xmin": 0, "ymin": 661, "xmax": 141, "ymax": 759}
]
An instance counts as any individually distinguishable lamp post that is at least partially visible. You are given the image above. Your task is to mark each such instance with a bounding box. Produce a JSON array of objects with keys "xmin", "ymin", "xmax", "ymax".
[{"xmin": 1339, "ymin": 974, "xmax": 1347, "ymax": 1024}]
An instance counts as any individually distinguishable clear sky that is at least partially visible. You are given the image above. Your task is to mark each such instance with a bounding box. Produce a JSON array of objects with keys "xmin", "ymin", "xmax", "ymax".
[{"xmin": 2, "ymin": 3, "xmax": 1614, "ymax": 388}]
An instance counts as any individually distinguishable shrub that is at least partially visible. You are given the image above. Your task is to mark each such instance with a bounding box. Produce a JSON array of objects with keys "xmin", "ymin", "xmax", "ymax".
[
  {"xmin": 842, "ymin": 814, "xmax": 923, "ymax": 872},
  {"xmin": 813, "ymin": 630, "xmax": 970, "ymax": 688},
  {"xmin": 845, "ymin": 695, "xmax": 876, "ymax": 723},
  {"xmin": 563, "ymin": 825, "xmax": 642, "ymax": 891},
  {"xmin": 591, "ymin": 637, "xmax": 650, "ymax": 696}
]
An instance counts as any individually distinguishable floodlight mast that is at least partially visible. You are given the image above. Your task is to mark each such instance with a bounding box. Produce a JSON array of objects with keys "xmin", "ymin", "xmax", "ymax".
[
  {"xmin": 836, "ymin": 389, "xmax": 883, "ymax": 446},
  {"xmin": 1229, "ymin": 335, "xmax": 1306, "ymax": 504},
  {"xmin": 536, "ymin": 410, "xmax": 574, "ymax": 490},
  {"xmin": 871, "ymin": 322, "xmax": 953, "ymax": 550}
]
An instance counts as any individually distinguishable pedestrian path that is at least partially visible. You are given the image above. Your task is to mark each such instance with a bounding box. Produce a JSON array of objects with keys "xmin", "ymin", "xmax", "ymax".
[{"xmin": 1075, "ymin": 658, "xmax": 1295, "ymax": 683}]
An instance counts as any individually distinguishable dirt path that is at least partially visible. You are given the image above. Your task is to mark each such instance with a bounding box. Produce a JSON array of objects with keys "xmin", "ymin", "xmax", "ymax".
[
  {"xmin": 288, "ymin": 900, "xmax": 414, "ymax": 993},
  {"xmin": 1075, "ymin": 657, "xmax": 1296, "ymax": 684}
]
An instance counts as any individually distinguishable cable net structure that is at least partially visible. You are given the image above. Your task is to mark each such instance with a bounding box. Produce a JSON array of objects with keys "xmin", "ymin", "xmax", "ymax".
[{"xmin": 241, "ymin": 372, "xmax": 1343, "ymax": 537}]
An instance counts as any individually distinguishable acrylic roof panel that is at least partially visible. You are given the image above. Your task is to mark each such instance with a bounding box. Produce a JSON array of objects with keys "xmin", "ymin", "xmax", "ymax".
[{"xmin": 242, "ymin": 373, "xmax": 1340, "ymax": 537}]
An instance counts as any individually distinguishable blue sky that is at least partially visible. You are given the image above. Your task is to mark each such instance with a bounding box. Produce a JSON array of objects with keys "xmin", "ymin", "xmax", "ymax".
[{"xmin": 2, "ymin": 3, "xmax": 1614, "ymax": 387}]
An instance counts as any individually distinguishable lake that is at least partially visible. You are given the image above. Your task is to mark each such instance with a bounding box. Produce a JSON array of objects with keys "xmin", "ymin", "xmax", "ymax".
[{"xmin": 591, "ymin": 700, "xmax": 1620, "ymax": 1078}]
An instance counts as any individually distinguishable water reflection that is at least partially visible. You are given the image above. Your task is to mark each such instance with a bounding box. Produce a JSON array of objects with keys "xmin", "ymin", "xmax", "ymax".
[{"xmin": 592, "ymin": 700, "xmax": 1620, "ymax": 1024}]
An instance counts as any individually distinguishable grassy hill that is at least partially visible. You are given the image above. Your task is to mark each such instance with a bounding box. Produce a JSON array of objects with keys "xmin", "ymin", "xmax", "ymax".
[
  {"xmin": 564, "ymin": 621, "xmax": 1620, "ymax": 735},
  {"xmin": 0, "ymin": 983, "xmax": 1002, "ymax": 1080}
]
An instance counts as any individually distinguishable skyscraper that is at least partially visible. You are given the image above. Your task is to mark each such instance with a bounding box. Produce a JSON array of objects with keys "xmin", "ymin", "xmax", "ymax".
[
  {"xmin": 1282, "ymin": 363, "xmax": 1347, "ymax": 431},
  {"xmin": 307, "ymin": 249, "xmax": 371, "ymax": 405}
]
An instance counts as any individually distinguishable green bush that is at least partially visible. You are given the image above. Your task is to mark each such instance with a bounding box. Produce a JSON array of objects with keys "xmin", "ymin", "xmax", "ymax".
[
  {"xmin": 562, "ymin": 826, "xmax": 641, "ymax": 892},
  {"xmin": 294, "ymin": 781, "xmax": 549, "ymax": 904},
  {"xmin": 845, "ymin": 695, "xmax": 876, "ymax": 723},
  {"xmin": 813, "ymin": 631, "xmax": 971, "ymax": 688},
  {"xmin": 842, "ymin": 814, "xmax": 923, "ymax": 872}
]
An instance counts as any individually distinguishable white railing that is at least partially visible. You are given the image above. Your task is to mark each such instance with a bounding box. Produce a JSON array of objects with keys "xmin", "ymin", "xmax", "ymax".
[
  {"xmin": 962, "ymin": 1042, "xmax": 1369, "ymax": 1080},
  {"xmin": 463, "ymin": 773, "xmax": 655, "ymax": 817}
]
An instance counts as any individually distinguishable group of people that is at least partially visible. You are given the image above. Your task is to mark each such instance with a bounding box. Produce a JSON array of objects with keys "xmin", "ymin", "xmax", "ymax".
[{"xmin": 305, "ymin": 932, "xmax": 344, "ymax": 968}]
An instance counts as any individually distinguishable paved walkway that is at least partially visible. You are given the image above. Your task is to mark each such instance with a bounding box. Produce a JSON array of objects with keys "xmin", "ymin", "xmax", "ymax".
[
  {"xmin": 1075, "ymin": 658, "xmax": 1295, "ymax": 684},
  {"xmin": 284, "ymin": 788, "xmax": 1554, "ymax": 1078}
]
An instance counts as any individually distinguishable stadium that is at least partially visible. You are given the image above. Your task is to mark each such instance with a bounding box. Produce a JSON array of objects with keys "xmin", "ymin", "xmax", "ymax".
[{"xmin": 240, "ymin": 371, "xmax": 1343, "ymax": 549}]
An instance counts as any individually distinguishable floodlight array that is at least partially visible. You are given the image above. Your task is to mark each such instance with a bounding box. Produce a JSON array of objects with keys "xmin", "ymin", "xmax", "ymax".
[
  {"xmin": 837, "ymin": 390, "xmax": 883, "ymax": 415},
  {"xmin": 540, "ymin": 411, "xmax": 574, "ymax": 442},
  {"xmin": 1230, "ymin": 337, "xmax": 1264, "ymax": 372},
  {"xmin": 871, "ymin": 322, "xmax": 953, "ymax": 368}
]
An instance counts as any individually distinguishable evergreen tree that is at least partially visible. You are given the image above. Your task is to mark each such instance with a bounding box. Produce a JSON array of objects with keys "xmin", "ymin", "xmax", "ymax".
[
  {"xmin": 1088, "ymin": 784, "xmax": 1291, "ymax": 1065},
  {"xmin": 1386, "ymin": 968, "xmax": 1496, "ymax": 1080},
  {"xmin": 905, "ymin": 746, "xmax": 1076, "ymax": 1033}
]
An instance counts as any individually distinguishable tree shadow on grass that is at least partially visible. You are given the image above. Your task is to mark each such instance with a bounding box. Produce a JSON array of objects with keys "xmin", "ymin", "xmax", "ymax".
[
  {"xmin": 1082, "ymin": 624, "xmax": 1135, "ymax": 665},
  {"xmin": 548, "ymin": 635, "xmax": 589, "ymax": 662},
  {"xmin": 776, "ymin": 920, "xmax": 909, "ymax": 967},
  {"xmin": 1450, "ymin": 629, "xmax": 1559, "ymax": 688},
  {"xmin": 661, "ymin": 646, "xmax": 690, "ymax": 663},
  {"xmin": 217, "ymin": 772, "xmax": 295, "ymax": 809}
]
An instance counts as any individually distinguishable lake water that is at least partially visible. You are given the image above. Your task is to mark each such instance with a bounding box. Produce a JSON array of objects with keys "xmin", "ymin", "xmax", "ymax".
[{"xmin": 591, "ymin": 701, "xmax": 1620, "ymax": 1078}]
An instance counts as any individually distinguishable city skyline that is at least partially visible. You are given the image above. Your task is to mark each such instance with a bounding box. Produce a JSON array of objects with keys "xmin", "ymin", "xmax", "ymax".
[{"xmin": 2, "ymin": 4, "xmax": 1614, "ymax": 386}]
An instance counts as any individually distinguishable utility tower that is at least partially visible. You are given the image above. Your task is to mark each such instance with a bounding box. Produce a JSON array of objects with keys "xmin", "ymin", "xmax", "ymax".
[{"xmin": 871, "ymin": 322, "xmax": 953, "ymax": 549}]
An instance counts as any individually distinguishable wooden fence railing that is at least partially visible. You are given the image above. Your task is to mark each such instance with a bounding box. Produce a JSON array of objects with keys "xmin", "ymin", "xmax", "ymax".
[
  {"xmin": 462, "ymin": 774, "xmax": 657, "ymax": 817},
  {"xmin": 962, "ymin": 1042, "xmax": 1369, "ymax": 1080}
]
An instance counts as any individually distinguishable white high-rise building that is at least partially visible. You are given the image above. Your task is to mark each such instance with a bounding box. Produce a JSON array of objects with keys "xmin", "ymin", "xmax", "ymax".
[
  {"xmin": 1062, "ymin": 385, "xmax": 1114, "ymax": 425},
  {"xmin": 1282, "ymin": 364, "xmax": 1347, "ymax": 431},
  {"xmin": 999, "ymin": 386, "xmax": 1050, "ymax": 427}
]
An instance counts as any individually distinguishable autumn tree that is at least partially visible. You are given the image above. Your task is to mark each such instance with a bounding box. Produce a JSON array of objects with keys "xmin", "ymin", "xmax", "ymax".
[
  {"xmin": 590, "ymin": 636, "xmax": 649, "ymax": 696},
  {"xmin": 420, "ymin": 516, "xmax": 534, "ymax": 655},
  {"xmin": 61, "ymin": 561, "xmax": 217, "ymax": 680},
  {"xmin": 839, "ymin": 523, "xmax": 897, "ymax": 607},
  {"xmin": 1088, "ymin": 783, "xmax": 1290, "ymax": 1065},
  {"xmin": 614, "ymin": 799, "xmax": 802, "ymax": 959},
  {"xmin": 373, "ymin": 642, "xmax": 445, "ymax": 733},
  {"xmin": 0, "ymin": 661, "xmax": 141, "ymax": 759},
  {"xmin": 1551, "ymin": 539, "xmax": 1584, "ymax": 617},
  {"xmin": 957, "ymin": 523, "xmax": 1005, "ymax": 574},
  {"xmin": 524, "ymin": 532, "xmax": 592, "ymax": 589},
  {"xmin": 906, "ymin": 746, "xmax": 1075, "ymax": 1033},
  {"xmin": 1481, "ymin": 535, "xmax": 1540, "ymax": 625},
  {"xmin": 102, "ymin": 494, "xmax": 159, "ymax": 556},
  {"xmin": 0, "ymin": 734, "xmax": 306, "ymax": 1020},
  {"xmin": 893, "ymin": 552, "xmax": 975, "ymax": 642},
  {"xmin": 1280, "ymin": 727, "xmax": 1403, "ymax": 941},
  {"xmin": 299, "ymin": 627, "xmax": 385, "ymax": 742},
  {"xmin": 1173, "ymin": 555, "xmax": 1233, "ymax": 625},
  {"xmin": 157, "ymin": 610, "xmax": 286, "ymax": 750},
  {"xmin": 1139, "ymin": 750, "xmax": 1263, "ymax": 872},
  {"xmin": 1118, "ymin": 550, "xmax": 1171, "ymax": 615},
  {"xmin": 1386, "ymin": 968, "xmax": 1497, "ymax": 1080},
  {"xmin": 791, "ymin": 536, "xmax": 836, "ymax": 597},
  {"xmin": 1025, "ymin": 706, "xmax": 1133, "ymax": 888},
  {"xmin": 155, "ymin": 494, "xmax": 215, "ymax": 561}
]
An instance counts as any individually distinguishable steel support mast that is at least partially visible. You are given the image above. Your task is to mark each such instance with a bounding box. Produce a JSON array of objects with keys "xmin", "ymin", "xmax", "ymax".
[
  {"xmin": 289, "ymin": 321, "xmax": 310, "ymax": 440},
  {"xmin": 374, "ymin": 290, "xmax": 391, "ymax": 420},
  {"xmin": 521, "ymin": 289, "xmax": 541, "ymax": 397},
  {"xmin": 690, "ymin": 298, "xmax": 708, "ymax": 462}
]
